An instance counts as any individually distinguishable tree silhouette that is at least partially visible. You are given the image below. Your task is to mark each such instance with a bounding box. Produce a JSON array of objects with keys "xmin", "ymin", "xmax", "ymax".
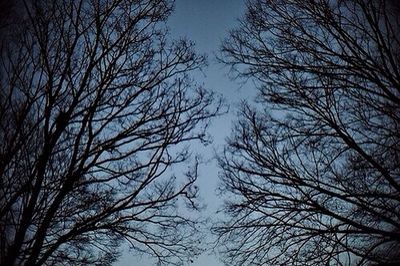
[
  {"xmin": 0, "ymin": 0, "xmax": 221, "ymax": 265},
  {"xmin": 214, "ymin": 0, "xmax": 400, "ymax": 265}
]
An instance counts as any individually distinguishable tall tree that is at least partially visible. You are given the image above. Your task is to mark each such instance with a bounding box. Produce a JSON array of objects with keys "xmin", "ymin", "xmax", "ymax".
[
  {"xmin": 0, "ymin": 0, "xmax": 220, "ymax": 265},
  {"xmin": 214, "ymin": 0, "xmax": 400, "ymax": 265}
]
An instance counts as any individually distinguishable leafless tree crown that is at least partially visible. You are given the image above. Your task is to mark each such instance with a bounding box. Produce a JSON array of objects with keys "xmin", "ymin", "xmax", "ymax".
[
  {"xmin": 214, "ymin": 0, "xmax": 400, "ymax": 265},
  {"xmin": 0, "ymin": 0, "xmax": 221, "ymax": 265}
]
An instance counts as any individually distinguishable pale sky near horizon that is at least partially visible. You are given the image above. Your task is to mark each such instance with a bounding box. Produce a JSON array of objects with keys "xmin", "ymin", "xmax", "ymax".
[{"xmin": 115, "ymin": 1, "xmax": 255, "ymax": 265}]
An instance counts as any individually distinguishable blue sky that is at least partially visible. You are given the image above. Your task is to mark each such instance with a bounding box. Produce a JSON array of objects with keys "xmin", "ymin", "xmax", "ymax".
[{"xmin": 116, "ymin": 1, "xmax": 255, "ymax": 265}]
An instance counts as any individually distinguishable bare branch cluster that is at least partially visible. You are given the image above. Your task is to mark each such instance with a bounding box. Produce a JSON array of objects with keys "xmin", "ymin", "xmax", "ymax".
[
  {"xmin": 0, "ymin": 0, "xmax": 221, "ymax": 265},
  {"xmin": 214, "ymin": 0, "xmax": 400, "ymax": 265}
]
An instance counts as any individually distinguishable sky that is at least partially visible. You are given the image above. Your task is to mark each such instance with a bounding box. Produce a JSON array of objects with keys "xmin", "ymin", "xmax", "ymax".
[{"xmin": 116, "ymin": 0, "xmax": 255, "ymax": 265}]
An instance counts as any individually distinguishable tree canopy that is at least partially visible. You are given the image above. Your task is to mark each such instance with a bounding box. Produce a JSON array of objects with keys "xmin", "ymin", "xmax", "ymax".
[
  {"xmin": 0, "ymin": 0, "xmax": 221, "ymax": 265},
  {"xmin": 214, "ymin": 0, "xmax": 400, "ymax": 265}
]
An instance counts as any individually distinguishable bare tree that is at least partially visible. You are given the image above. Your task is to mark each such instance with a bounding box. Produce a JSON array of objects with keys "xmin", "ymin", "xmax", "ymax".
[
  {"xmin": 0, "ymin": 0, "xmax": 221, "ymax": 265},
  {"xmin": 214, "ymin": 0, "xmax": 400, "ymax": 265}
]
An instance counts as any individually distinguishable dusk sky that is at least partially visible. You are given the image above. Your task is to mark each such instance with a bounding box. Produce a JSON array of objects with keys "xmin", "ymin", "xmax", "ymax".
[
  {"xmin": 3, "ymin": 0, "xmax": 398, "ymax": 265},
  {"xmin": 117, "ymin": 0, "xmax": 251, "ymax": 265}
]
